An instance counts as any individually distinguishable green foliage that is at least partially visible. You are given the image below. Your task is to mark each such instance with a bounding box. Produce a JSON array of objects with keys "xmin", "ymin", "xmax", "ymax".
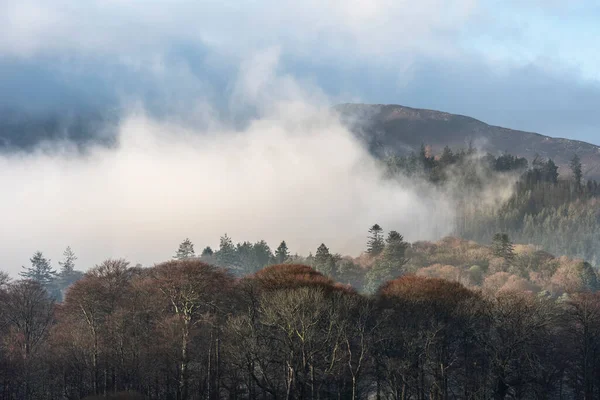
[
  {"xmin": 367, "ymin": 224, "xmax": 384, "ymax": 256},
  {"xmin": 383, "ymin": 231, "xmax": 409, "ymax": 264},
  {"xmin": 275, "ymin": 241, "xmax": 290, "ymax": 264},
  {"xmin": 174, "ymin": 238, "xmax": 195, "ymax": 260},
  {"xmin": 314, "ymin": 243, "xmax": 335, "ymax": 276},
  {"xmin": 492, "ymin": 233, "xmax": 515, "ymax": 261},
  {"xmin": 20, "ymin": 251, "xmax": 56, "ymax": 287},
  {"xmin": 58, "ymin": 246, "xmax": 77, "ymax": 274},
  {"xmin": 571, "ymin": 154, "xmax": 583, "ymax": 189},
  {"xmin": 216, "ymin": 234, "xmax": 238, "ymax": 270},
  {"xmin": 365, "ymin": 260, "xmax": 400, "ymax": 293}
]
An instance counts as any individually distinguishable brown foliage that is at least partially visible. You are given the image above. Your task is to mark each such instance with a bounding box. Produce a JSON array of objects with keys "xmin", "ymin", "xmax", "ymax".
[
  {"xmin": 249, "ymin": 263, "xmax": 353, "ymax": 294},
  {"xmin": 378, "ymin": 274, "xmax": 476, "ymax": 307}
]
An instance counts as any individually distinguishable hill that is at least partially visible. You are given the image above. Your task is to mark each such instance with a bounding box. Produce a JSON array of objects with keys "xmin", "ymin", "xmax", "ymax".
[{"xmin": 335, "ymin": 103, "xmax": 600, "ymax": 180}]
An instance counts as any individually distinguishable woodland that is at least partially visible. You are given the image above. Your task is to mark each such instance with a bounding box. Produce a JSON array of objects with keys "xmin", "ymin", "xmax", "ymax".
[{"xmin": 2, "ymin": 146, "xmax": 600, "ymax": 399}]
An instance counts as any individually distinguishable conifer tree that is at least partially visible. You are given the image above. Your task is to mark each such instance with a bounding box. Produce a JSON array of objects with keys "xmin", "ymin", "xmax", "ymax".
[
  {"xmin": 58, "ymin": 246, "xmax": 77, "ymax": 275},
  {"xmin": 216, "ymin": 234, "xmax": 238, "ymax": 268},
  {"xmin": 253, "ymin": 240, "xmax": 273, "ymax": 270},
  {"xmin": 492, "ymin": 233, "xmax": 515, "ymax": 261},
  {"xmin": 174, "ymin": 238, "xmax": 195, "ymax": 260},
  {"xmin": 201, "ymin": 246, "xmax": 214, "ymax": 257},
  {"xmin": 314, "ymin": 243, "xmax": 334, "ymax": 276},
  {"xmin": 275, "ymin": 241, "xmax": 290, "ymax": 264},
  {"xmin": 570, "ymin": 154, "xmax": 583, "ymax": 190},
  {"xmin": 20, "ymin": 251, "xmax": 56, "ymax": 287},
  {"xmin": 383, "ymin": 231, "xmax": 409, "ymax": 265},
  {"xmin": 367, "ymin": 224, "xmax": 385, "ymax": 256}
]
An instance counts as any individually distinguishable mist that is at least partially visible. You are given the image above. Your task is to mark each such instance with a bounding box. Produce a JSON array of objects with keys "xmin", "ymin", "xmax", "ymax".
[
  {"xmin": 0, "ymin": 105, "xmax": 460, "ymax": 274},
  {"xmin": 0, "ymin": 50, "xmax": 520, "ymax": 275}
]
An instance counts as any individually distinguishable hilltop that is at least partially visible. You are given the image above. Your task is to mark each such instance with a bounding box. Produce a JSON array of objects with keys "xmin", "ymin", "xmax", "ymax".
[{"xmin": 335, "ymin": 103, "xmax": 600, "ymax": 180}]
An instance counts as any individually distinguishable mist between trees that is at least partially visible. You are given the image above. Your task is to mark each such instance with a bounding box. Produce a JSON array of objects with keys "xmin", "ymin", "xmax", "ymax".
[{"xmin": 2, "ymin": 146, "xmax": 599, "ymax": 399}]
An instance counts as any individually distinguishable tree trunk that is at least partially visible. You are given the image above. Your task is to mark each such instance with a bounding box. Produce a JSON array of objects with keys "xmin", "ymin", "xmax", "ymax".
[{"xmin": 179, "ymin": 319, "xmax": 190, "ymax": 400}]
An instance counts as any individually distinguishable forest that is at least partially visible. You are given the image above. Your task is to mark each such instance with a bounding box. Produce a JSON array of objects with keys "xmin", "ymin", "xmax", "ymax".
[
  {"xmin": 384, "ymin": 145, "xmax": 600, "ymax": 265},
  {"xmin": 3, "ymin": 228, "xmax": 600, "ymax": 399},
  {"xmin": 2, "ymin": 146, "xmax": 600, "ymax": 399}
]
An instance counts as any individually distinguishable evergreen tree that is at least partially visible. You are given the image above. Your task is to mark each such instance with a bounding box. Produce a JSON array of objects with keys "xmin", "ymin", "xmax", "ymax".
[
  {"xmin": 236, "ymin": 241, "xmax": 256, "ymax": 274},
  {"xmin": 336, "ymin": 259, "xmax": 364, "ymax": 289},
  {"xmin": 58, "ymin": 246, "xmax": 77, "ymax": 275},
  {"xmin": 216, "ymin": 234, "xmax": 239, "ymax": 269},
  {"xmin": 439, "ymin": 146, "xmax": 455, "ymax": 166},
  {"xmin": 492, "ymin": 233, "xmax": 515, "ymax": 261},
  {"xmin": 570, "ymin": 154, "xmax": 583, "ymax": 190},
  {"xmin": 174, "ymin": 238, "xmax": 195, "ymax": 260},
  {"xmin": 314, "ymin": 243, "xmax": 334, "ymax": 276},
  {"xmin": 365, "ymin": 260, "xmax": 398, "ymax": 294},
  {"xmin": 56, "ymin": 247, "xmax": 83, "ymax": 301},
  {"xmin": 367, "ymin": 224, "xmax": 385, "ymax": 256},
  {"xmin": 383, "ymin": 231, "xmax": 409, "ymax": 265},
  {"xmin": 20, "ymin": 251, "xmax": 56, "ymax": 287},
  {"xmin": 201, "ymin": 246, "xmax": 214, "ymax": 257},
  {"xmin": 253, "ymin": 240, "xmax": 273, "ymax": 270},
  {"xmin": 275, "ymin": 241, "xmax": 290, "ymax": 264},
  {"xmin": 545, "ymin": 159, "xmax": 559, "ymax": 184}
]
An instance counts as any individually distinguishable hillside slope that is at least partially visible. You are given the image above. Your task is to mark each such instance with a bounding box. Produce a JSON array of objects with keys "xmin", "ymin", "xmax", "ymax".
[{"xmin": 335, "ymin": 103, "xmax": 600, "ymax": 180}]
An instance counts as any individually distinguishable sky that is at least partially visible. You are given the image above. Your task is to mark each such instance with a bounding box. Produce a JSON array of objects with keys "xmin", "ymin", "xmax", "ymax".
[
  {"xmin": 0, "ymin": 0, "xmax": 599, "ymax": 142},
  {"xmin": 0, "ymin": 0, "xmax": 598, "ymax": 274}
]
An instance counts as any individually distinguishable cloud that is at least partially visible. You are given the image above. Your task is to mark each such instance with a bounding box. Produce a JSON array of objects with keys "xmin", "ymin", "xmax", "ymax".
[
  {"xmin": 0, "ymin": 0, "xmax": 478, "ymax": 61},
  {"xmin": 0, "ymin": 50, "xmax": 464, "ymax": 275},
  {"xmin": 0, "ymin": 104, "xmax": 459, "ymax": 275}
]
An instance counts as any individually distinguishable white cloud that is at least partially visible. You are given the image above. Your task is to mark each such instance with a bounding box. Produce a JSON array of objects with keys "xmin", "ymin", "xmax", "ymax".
[{"xmin": 0, "ymin": 103, "xmax": 461, "ymax": 274}]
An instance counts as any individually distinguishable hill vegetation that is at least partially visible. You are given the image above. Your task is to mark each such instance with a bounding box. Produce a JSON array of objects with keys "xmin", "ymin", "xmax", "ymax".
[{"xmin": 336, "ymin": 103, "xmax": 600, "ymax": 181}]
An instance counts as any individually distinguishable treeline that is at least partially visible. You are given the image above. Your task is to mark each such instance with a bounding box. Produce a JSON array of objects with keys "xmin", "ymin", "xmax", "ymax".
[
  {"xmin": 384, "ymin": 145, "xmax": 600, "ymax": 265},
  {"xmin": 3, "ymin": 260, "xmax": 600, "ymax": 399}
]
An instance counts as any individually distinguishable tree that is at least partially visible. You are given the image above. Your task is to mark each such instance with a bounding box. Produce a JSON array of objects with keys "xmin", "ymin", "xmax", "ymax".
[
  {"xmin": 383, "ymin": 231, "xmax": 409, "ymax": 264},
  {"xmin": 216, "ymin": 234, "xmax": 239, "ymax": 269},
  {"xmin": 367, "ymin": 224, "xmax": 385, "ymax": 256},
  {"xmin": 314, "ymin": 244, "xmax": 334, "ymax": 276},
  {"xmin": 275, "ymin": 241, "xmax": 290, "ymax": 264},
  {"xmin": 3, "ymin": 280, "xmax": 54, "ymax": 397},
  {"xmin": 152, "ymin": 260, "xmax": 234, "ymax": 400},
  {"xmin": 58, "ymin": 246, "xmax": 77, "ymax": 275},
  {"xmin": 56, "ymin": 246, "xmax": 83, "ymax": 299},
  {"xmin": 20, "ymin": 251, "xmax": 56, "ymax": 288},
  {"xmin": 253, "ymin": 240, "xmax": 273, "ymax": 270},
  {"xmin": 492, "ymin": 233, "xmax": 515, "ymax": 261},
  {"xmin": 174, "ymin": 238, "xmax": 195, "ymax": 260},
  {"xmin": 201, "ymin": 246, "xmax": 214, "ymax": 257},
  {"xmin": 571, "ymin": 154, "xmax": 583, "ymax": 190}
]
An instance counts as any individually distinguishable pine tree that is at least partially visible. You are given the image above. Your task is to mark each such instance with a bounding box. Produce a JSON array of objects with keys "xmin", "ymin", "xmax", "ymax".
[
  {"xmin": 570, "ymin": 154, "xmax": 583, "ymax": 190},
  {"xmin": 174, "ymin": 238, "xmax": 195, "ymax": 260},
  {"xmin": 492, "ymin": 233, "xmax": 515, "ymax": 261},
  {"xmin": 253, "ymin": 240, "xmax": 273, "ymax": 270},
  {"xmin": 236, "ymin": 241, "xmax": 256, "ymax": 274},
  {"xmin": 383, "ymin": 231, "xmax": 409, "ymax": 265},
  {"xmin": 275, "ymin": 241, "xmax": 290, "ymax": 264},
  {"xmin": 56, "ymin": 246, "xmax": 82, "ymax": 299},
  {"xmin": 314, "ymin": 243, "xmax": 334, "ymax": 276},
  {"xmin": 201, "ymin": 246, "xmax": 214, "ymax": 257},
  {"xmin": 216, "ymin": 234, "xmax": 238, "ymax": 268},
  {"xmin": 58, "ymin": 246, "xmax": 77, "ymax": 275},
  {"xmin": 367, "ymin": 224, "xmax": 385, "ymax": 256},
  {"xmin": 20, "ymin": 251, "xmax": 56, "ymax": 287}
]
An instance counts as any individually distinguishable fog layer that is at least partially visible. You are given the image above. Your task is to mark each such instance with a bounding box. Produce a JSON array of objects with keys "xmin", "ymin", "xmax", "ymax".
[{"xmin": 0, "ymin": 53, "xmax": 513, "ymax": 274}]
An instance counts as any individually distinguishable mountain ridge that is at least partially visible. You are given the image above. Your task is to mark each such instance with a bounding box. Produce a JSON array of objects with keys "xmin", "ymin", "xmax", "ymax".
[{"xmin": 334, "ymin": 103, "xmax": 600, "ymax": 180}]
